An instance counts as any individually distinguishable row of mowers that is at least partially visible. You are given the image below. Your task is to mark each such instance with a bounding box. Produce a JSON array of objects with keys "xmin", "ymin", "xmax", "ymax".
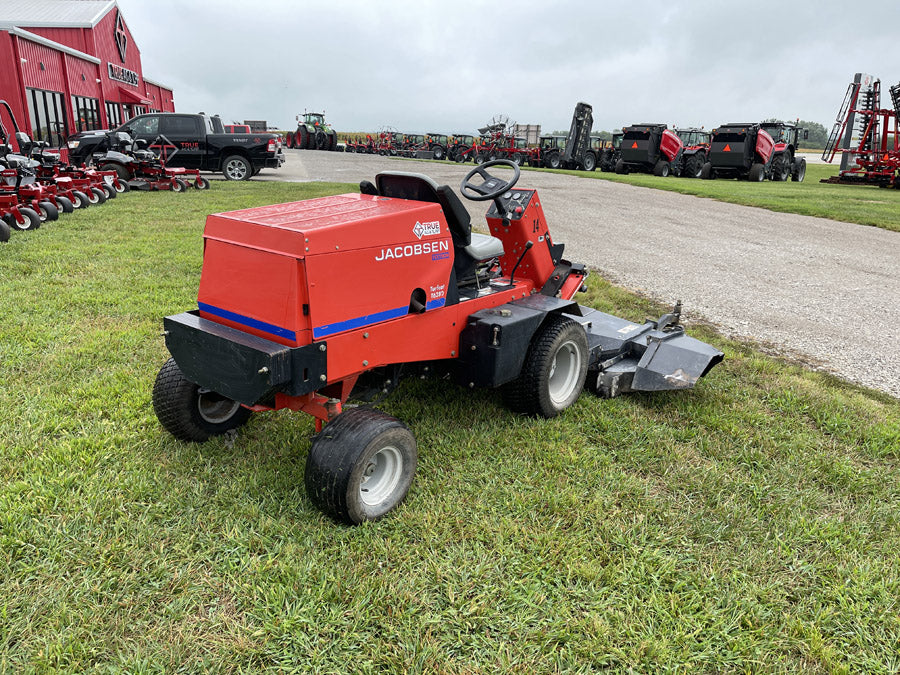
[{"xmin": 0, "ymin": 100, "xmax": 210, "ymax": 243}]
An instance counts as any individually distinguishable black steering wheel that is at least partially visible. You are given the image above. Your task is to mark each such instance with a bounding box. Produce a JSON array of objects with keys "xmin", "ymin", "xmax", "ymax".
[{"xmin": 460, "ymin": 159, "xmax": 521, "ymax": 201}]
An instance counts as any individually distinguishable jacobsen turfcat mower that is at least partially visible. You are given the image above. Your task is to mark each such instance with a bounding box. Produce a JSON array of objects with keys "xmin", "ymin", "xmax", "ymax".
[{"xmin": 153, "ymin": 160, "xmax": 723, "ymax": 524}]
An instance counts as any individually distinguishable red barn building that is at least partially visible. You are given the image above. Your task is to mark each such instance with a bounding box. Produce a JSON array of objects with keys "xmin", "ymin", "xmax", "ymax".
[{"xmin": 0, "ymin": 0, "xmax": 174, "ymax": 150}]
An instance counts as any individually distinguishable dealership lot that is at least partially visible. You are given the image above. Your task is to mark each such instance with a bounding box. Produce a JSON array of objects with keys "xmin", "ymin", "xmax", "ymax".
[{"xmin": 254, "ymin": 149, "xmax": 900, "ymax": 398}]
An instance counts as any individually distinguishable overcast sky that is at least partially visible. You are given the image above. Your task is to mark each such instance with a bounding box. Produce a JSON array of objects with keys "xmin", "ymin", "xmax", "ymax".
[{"xmin": 118, "ymin": 0, "xmax": 900, "ymax": 134}]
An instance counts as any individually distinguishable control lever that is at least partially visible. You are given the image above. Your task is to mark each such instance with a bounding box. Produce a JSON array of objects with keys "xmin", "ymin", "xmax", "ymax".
[{"xmin": 507, "ymin": 241, "xmax": 533, "ymax": 287}]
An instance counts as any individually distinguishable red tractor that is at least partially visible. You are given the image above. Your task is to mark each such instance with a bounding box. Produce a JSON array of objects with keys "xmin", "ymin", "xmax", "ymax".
[
  {"xmin": 701, "ymin": 123, "xmax": 775, "ymax": 181},
  {"xmin": 152, "ymin": 161, "xmax": 722, "ymax": 524},
  {"xmin": 760, "ymin": 121, "xmax": 807, "ymax": 182},
  {"xmin": 615, "ymin": 124, "xmax": 683, "ymax": 176},
  {"xmin": 673, "ymin": 127, "xmax": 710, "ymax": 178}
]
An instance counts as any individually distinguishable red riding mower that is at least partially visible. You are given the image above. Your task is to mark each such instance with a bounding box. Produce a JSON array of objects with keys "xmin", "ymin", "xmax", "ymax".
[
  {"xmin": 152, "ymin": 160, "xmax": 723, "ymax": 524},
  {"xmin": 92, "ymin": 132, "xmax": 209, "ymax": 192}
]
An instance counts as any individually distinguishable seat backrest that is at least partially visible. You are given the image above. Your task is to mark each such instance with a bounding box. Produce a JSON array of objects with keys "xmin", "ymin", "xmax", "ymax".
[{"xmin": 375, "ymin": 171, "xmax": 471, "ymax": 246}]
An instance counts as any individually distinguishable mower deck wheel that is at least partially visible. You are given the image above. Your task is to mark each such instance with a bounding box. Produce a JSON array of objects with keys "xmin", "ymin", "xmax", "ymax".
[
  {"xmin": 0, "ymin": 219, "xmax": 10, "ymax": 242},
  {"xmin": 306, "ymin": 407, "xmax": 417, "ymax": 525},
  {"xmin": 4, "ymin": 207, "xmax": 40, "ymax": 231},
  {"xmin": 504, "ymin": 315, "xmax": 588, "ymax": 418},
  {"xmin": 222, "ymin": 155, "xmax": 252, "ymax": 181},
  {"xmin": 55, "ymin": 196, "xmax": 74, "ymax": 213},
  {"xmin": 152, "ymin": 357, "xmax": 251, "ymax": 442},
  {"xmin": 38, "ymin": 201, "xmax": 59, "ymax": 222}
]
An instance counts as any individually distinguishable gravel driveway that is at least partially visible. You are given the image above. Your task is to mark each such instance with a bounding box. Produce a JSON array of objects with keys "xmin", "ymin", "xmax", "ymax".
[{"xmin": 251, "ymin": 150, "xmax": 899, "ymax": 398}]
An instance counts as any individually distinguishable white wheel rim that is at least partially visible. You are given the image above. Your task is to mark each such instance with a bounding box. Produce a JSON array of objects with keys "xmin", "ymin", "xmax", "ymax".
[
  {"xmin": 548, "ymin": 339, "xmax": 582, "ymax": 405},
  {"xmin": 359, "ymin": 445, "xmax": 403, "ymax": 506},
  {"xmin": 197, "ymin": 388, "xmax": 241, "ymax": 424},
  {"xmin": 226, "ymin": 160, "xmax": 247, "ymax": 179}
]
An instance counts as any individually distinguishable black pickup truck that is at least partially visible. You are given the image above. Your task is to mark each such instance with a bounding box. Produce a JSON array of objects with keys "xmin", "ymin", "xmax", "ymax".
[{"xmin": 66, "ymin": 112, "xmax": 285, "ymax": 180}]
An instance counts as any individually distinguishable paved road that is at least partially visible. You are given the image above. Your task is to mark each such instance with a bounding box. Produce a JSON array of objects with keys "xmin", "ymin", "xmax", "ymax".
[{"xmin": 252, "ymin": 150, "xmax": 899, "ymax": 398}]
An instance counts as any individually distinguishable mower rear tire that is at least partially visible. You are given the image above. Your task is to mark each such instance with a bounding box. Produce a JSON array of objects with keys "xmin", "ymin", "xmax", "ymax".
[
  {"xmin": 38, "ymin": 201, "xmax": 59, "ymax": 222},
  {"xmin": 88, "ymin": 187, "xmax": 107, "ymax": 204},
  {"xmin": 306, "ymin": 407, "xmax": 417, "ymax": 525},
  {"xmin": 152, "ymin": 357, "xmax": 252, "ymax": 443},
  {"xmin": 749, "ymin": 163, "xmax": 765, "ymax": 182},
  {"xmin": 791, "ymin": 157, "xmax": 807, "ymax": 182},
  {"xmin": 0, "ymin": 219, "xmax": 10, "ymax": 242},
  {"xmin": 504, "ymin": 315, "xmax": 588, "ymax": 418},
  {"xmin": 653, "ymin": 160, "xmax": 670, "ymax": 177},
  {"xmin": 100, "ymin": 163, "xmax": 132, "ymax": 181},
  {"xmin": 222, "ymin": 155, "xmax": 252, "ymax": 181},
  {"xmin": 70, "ymin": 190, "xmax": 90, "ymax": 209},
  {"xmin": 4, "ymin": 207, "xmax": 40, "ymax": 231}
]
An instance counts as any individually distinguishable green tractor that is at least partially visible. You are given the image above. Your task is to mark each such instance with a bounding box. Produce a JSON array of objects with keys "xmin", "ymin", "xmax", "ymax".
[{"xmin": 291, "ymin": 111, "xmax": 338, "ymax": 150}]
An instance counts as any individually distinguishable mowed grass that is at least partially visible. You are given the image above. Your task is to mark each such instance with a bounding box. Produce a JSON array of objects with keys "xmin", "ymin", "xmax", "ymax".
[
  {"xmin": 1, "ymin": 183, "xmax": 899, "ymax": 673},
  {"xmin": 533, "ymin": 162, "xmax": 900, "ymax": 233}
]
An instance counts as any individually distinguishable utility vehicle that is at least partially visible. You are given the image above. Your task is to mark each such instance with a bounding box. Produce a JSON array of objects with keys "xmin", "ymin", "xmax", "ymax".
[{"xmin": 152, "ymin": 161, "xmax": 723, "ymax": 524}]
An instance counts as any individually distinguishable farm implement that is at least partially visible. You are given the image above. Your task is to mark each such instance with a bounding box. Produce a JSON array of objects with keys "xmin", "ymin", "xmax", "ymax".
[
  {"xmin": 152, "ymin": 159, "xmax": 723, "ymax": 524},
  {"xmin": 821, "ymin": 73, "xmax": 900, "ymax": 188}
]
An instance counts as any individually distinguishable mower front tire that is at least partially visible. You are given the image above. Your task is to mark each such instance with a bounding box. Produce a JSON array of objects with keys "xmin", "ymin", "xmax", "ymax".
[
  {"xmin": 152, "ymin": 357, "xmax": 251, "ymax": 443},
  {"xmin": 504, "ymin": 315, "xmax": 588, "ymax": 418},
  {"xmin": 55, "ymin": 196, "xmax": 74, "ymax": 213},
  {"xmin": 38, "ymin": 201, "xmax": 59, "ymax": 222},
  {"xmin": 4, "ymin": 207, "xmax": 41, "ymax": 231},
  {"xmin": 70, "ymin": 191, "xmax": 90, "ymax": 209},
  {"xmin": 306, "ymin": 407, "xmax": 417, "ymax": 525},
  {"xmin": 88, "ymin": 187, "xmax": 107, "ymax": 205},
  {"xmin": 222, "ymin": 155, "xmax": 252, "ymax": 181}
]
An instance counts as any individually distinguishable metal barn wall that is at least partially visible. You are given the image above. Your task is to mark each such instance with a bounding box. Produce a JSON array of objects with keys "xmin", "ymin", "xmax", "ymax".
[
  {"xmin": 0, "ymin": 33, "xmax": 29, "ymax": 139},
  {"xmin": 22, "ymin": 26, "xmax": 91, "ymax": 54},
  {"xmin": 18, "ymin": 37, "xmax": 67, "ymax": 92},
  {"xmin": 65, "ymin": 53, "xmax": 102, "ymax": 98}
]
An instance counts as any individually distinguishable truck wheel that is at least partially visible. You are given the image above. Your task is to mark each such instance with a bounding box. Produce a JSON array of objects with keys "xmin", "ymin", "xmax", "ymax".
[
  {"xmin": 222, "ymin": 155, "xmax": 252, "ymax": 180},
  {"xmin": 504, "ymin": 315, "xmax": 588, "ymax": 418},
  {"xmin": 0, "ymin": 219, "xmax": 10, "ymax": 242},
  {"xmin": 653, "ymin": 160, "xmax": 670, "ymax": 177},
  {"xmin": 791, "ymin": 158, "xmax": 807, "ymax": 182},
  {"xmin": 4, "ymin": 207, "xmax": 41, "ymax": 231},
  {"xmin": 152, "ymin": 357, "xmax": 251, "ymax": 443},
  {"xmin": 55, "ymin": 196, "xmax": 74, "ymax": 214},
  {"xmin": 37, "ymin": 201, "xmax": 59, "ymax": 222},
  {"xmin": 305, "ymin": 407, "xmax": 417, "ymax": 525},
  {"xmin": 582, "ymin": 152, "xmax": 597, "ymax": 171},
  {"xmin": 749, "ymin": 163, "xmax": 765, "ymax": 182}
]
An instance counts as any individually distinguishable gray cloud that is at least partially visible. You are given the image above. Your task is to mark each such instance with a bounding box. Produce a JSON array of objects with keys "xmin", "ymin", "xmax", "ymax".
[{"xmin": 121, "ymin": 0, "xmax": 900, "ymax": 134}]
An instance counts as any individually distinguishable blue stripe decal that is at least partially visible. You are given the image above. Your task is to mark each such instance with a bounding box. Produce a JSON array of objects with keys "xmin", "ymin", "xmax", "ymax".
[
  {"xmin": 198, "ymin": 302, "xmax": 297, "ymax": 341},
  {"xmin": 426, "ymin": 298, "xmax": 446, "ymax": 310},
  {"xmin": 314, "ymin": 305, "xmax": 408, "ymax": 339}
]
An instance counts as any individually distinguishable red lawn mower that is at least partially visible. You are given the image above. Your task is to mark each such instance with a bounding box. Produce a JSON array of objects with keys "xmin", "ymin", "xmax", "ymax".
[{"xmin": 152, "ymin": 160, "xmax": 722, "ymax": 524}]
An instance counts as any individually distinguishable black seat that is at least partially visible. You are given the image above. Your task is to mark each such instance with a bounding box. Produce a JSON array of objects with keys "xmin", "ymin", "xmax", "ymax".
[{"xmin": 375, "ymin": 171, "xmax": 471, "ymax": 247}]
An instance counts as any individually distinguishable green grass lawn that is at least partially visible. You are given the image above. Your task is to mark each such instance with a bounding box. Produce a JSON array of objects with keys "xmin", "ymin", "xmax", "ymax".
[
  {"xmin": 1, "ymin": 184, "xmax": 898, "ymax": 673},
  {"xmin": 535, "ymin": 163, "xmax": 900, "ymax": 233}
]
